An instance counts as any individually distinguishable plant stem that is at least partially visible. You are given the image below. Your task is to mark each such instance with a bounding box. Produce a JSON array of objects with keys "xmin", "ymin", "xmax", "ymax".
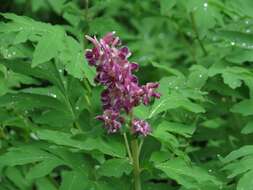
[
  {"xmin": 123, "ymin": 132, "xmax": 133, "ymax": 163},
  {"xmin": 131, "ymin": 138, "xmax": 141, "ymax": 190},
  {"xmin": 190, "ymin": 12, "xmax": 208, "ymax": 56},
  {"xmin": 85, "ymin": 0, "xmax": 89, "ymax": 21},
  {"xmin": 138, "ymin": 138, "xmax": 144, "ymax": 154}
]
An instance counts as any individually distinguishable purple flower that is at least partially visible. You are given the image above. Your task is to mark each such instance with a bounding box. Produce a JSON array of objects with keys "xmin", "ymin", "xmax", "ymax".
[
  {"xmin": 132, "ymin": 119, "xmax": 151, "ymax": 136},
  {"xmin": 85, "ymin": 32, "xmax": 160, "ymax": 135},
  {"xmin": 96, "ymin": 109, "xmax": 124, "ymax": 133},
  {"xmin": 142, "ymin": 83, "xmax": 161, "ymax": 105}
]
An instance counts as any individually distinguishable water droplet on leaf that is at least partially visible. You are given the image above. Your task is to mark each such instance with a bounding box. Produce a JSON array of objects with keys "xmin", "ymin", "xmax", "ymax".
[{"xmin": 49, "ymin": 93, "xmax": 57, "ymax": 98}]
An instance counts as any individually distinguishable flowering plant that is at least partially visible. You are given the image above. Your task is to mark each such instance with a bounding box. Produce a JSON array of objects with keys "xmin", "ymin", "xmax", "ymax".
[
  {"xmin": 85, "ymin": 32, "xmax": 160, "ymax": 136},
  {"xmin": 0, "ymin": 1, "xmax": 249, "ymax": 190},
  {"xmin": 85, "ymin": 32, "xmax": 160, "ymax": 190}
]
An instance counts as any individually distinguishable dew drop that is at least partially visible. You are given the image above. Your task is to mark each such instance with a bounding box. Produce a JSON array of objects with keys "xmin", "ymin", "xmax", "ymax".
[
  {"xmin": 203, "ymin": 2, "xmax": 208, "ymax": 8},
  {"xmin": 246, "ymin": 29, "xmax": 251, "ymax": 33},
  {"xmin": 49, "ymin": 93, "xmax": 57, "ymax": 98},
  {"xmin": 30, "ymin": 132, "xmax": 39, "ymax": 140},
  {"xmin": 95, "ymin": 165, "xmax": 100, "ymax": 170},
  {"xmin": 174, "ymin": 86, "xmax": 179, "ymax": 90},
  {"xmin": 199, "ymin": 74, "xmax": 203, "ymax": 78},
  {"xmin": 208, "ymin": 169, "xmax": 212, "ymax": 172},
  {"xmin": 75, "ymin": 106, "xmax": 80, "ymax": 110},
  {"xmin": 58, "ymin": 69, "xmax": 63, "ymax": 73},
  {"xmin": 231, "ymin": 41, "xmax": 235, "ymax": 46},
  {"xmin": 212, "ymin": 36, "xmax": 217, "ymax": 41}
]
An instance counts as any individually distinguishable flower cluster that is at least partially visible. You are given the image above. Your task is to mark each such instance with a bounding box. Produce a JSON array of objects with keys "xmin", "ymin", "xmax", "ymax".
[
  {"xmin": 132, "ymin": 119, "xmax": 151, "ymax": 136},
  {"xmin": 85, "ymin": 32, "xmax": 160, "ymax": 136}
]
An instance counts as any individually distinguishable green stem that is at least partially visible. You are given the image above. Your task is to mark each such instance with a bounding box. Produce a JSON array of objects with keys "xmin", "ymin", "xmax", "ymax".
[
  {"xmin": 190, "ymin": 12, "xmax": 208, "ymax": 56},
  {"xmin": 138, "ymin": 139, "xmax": 144, "ymax": 154},
  {"xmin": 83, "ymin": 78, "xmax": 92, "ymax": 95},
  {"xmin": 131, "ymin": 138, "xmax": 141, "ymax": 190},
  {"xmin": 83, "ymin": 0, "xmax": 90, "ymax": 46},
  {"xmin": 0, "ymin": 126, "xmax": 6, "ymax": 139},
  {"xmin": 123, "ymin": 133, "xmax": 133, "ymax": 163},
  {"xmin": 85, "ymin": 0, "xmax": 89, "ymax": 21}
]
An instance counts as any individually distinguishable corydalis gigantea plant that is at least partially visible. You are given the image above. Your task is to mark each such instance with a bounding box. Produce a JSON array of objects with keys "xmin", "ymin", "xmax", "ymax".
[{"xmin": 85, "ymin": 32, "xmax": 160, "ymax": 136}]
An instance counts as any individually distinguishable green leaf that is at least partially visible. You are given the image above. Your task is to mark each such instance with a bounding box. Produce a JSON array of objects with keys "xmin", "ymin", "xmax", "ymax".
[
  {"xmin": 241, "ymin": 120, "xmax": 253, "ymax": 134},
  {"xmin": 188, "ymin": 0, "xmax": 222, "ymax": 37},
  {"xmin": 217, "ymin": 30, "xmax": 253, "ymax": 49},
  {"xmin": 201, "ymin": 118, "xmax": 226, "ymax": 129},
  {"xmin": 221, "ymin": 67, "xmax": 252, "ymax": 89},
  {"xmin": 160, "ymin": 0, "xmax": 176, "ymax": 15},
  {"xmin": 26, "ymin": 157, "xmax": 65, "ymax": 179},
  {"xmin": 36, "ymin": 178, "xmax": 58, "ymax": 190},
  {"xmin": 156, "ymin": 121, "xmax": 196, "ymax": 138},
  {"xmin": 5, "ymin": 167, "xmax": 32, "ymax": 190},
  {"xmin": 227, "ymin": 0, "xmax": 253, "ymax": 18},
  {"xmin": 60, "ymin": 171, "xmax": 89, "ymax": 190},
  {"xmin": 237, "ymin": 170, "xmax": 253, "ymax": 190},
  {"xmin": 222, "ymin": 155, "xmax": 253, "ymax": 178},
  {"xmin": 231, "ymin": 99, "xmax": 253, "ymax": 116},
  {"xmin": 0, "ymin": 93, "xmax": 69, "ymax": 113},
  {"xmin": 89, "ymin": 17, "xmax": 125, "ymax": 36},
  {"xmin": 62, "ymin": 2, "xmax": 83, "ymax": 26},
  {"xmin": 226, "ymin": 49, "xmax": 253, "ymax": 64},
  {"xmin": 0, "ymin": 13, "xmax": 52, "ymax": 34},
  {"xmin": 222, "ymin": 145, "xmax": 253, "ymax": 163},
  {"xmin": 59, "ymin": 36, "xmax": 96, "ymax": 82},
  {"xmin": 150, "ymin": 151, "xmax": 171, "ymax": 164},
  {"xmin": 187, "ymin": 65, "xmax": 208, "ymax": 89},
  {"xmin": 0, "ymin": 147, "xmax": 52, "ymax": 166},
  {"xmin": 32, "ymin": 29, "xmax": 64, "ymax": 67},
  {"xmin": 47, "ymin": 0, "xmax": 67, "ymax": 14},
  {"xmin": 156, "ymin": 158, "xmax": 221, "ymax": 188},
  {"xmin": 133, "ymin": 104, "xmax": 150, "ymax": 120},
  {"xmin": 36, "ymin": 129, "xmax": 125, "ymax": 157},
  {"xmin": 149, "ymin": 94, "xmax": 205, "ymax": 118},
  {"xmin": 152, "ymin": 124, "xmax": 180, "ymax": 149},
  {"xmin": 98, "ymin": 158, "xmax": 132, "ymax": 177}
]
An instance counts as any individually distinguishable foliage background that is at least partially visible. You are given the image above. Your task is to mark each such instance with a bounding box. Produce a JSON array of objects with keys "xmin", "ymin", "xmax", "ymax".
[{"xmin": 1, "ymin": 0, "xmax": 253, "ymax": 189}]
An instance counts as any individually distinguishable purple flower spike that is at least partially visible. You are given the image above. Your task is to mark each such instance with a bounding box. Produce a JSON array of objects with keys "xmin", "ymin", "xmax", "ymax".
[
  {"xmin": 132, "ymin": 119, "xmax": 151, "ymax": 136},
  {"xmin": 85, "ymin": 32, "xmax": 160, "ymax": 135}
]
